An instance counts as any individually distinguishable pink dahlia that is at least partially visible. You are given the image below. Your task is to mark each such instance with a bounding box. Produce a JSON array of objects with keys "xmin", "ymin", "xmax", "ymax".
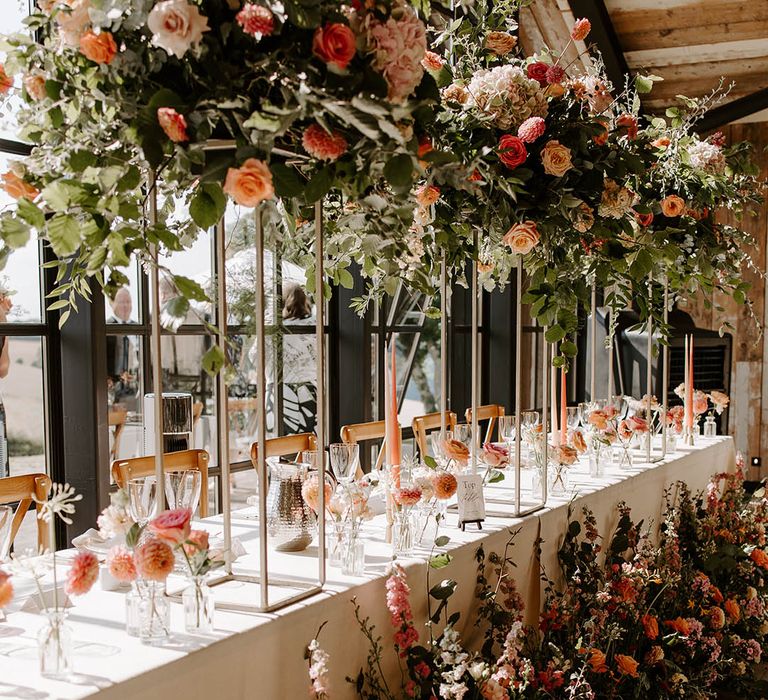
[
  {"xmin": 66, "ymin": 551, "xmax": 99, "ymax": 596},
  {"xmin": 135, "ymin": 538, "xmax": 175, "ymax": 581},
  {"xmin": 107, "ymin": 545, "xmax": 137, "ymax": 583},
  {"xmin": 236, "ymin": 4, "xmax": 274, "ymax": 39},
  {"xmin": 0, "ymin": 569, "xmax": 13, "ymax": 608},
  {"xmin": 157, "ymin": 107, "xmax": 189, "ymax": 143},
  {"xmin": 517, "ymin": 116, "xmax": 545, "ymax": 143},
  {"xmin": 433, "ymin": 472, "xmax": 458, "ymax": 499},
  {"xmin": 546, "ymin": 65, "xmax": 565, "ymax": 85},
  {"xmin": 149, "ymin": 507, "xmax": 192, "ymax": 546},
  {"xmin": 571, "ymin": 18, "xmax": 591, "ymax": 41},
  {"xmin": 302, "ymin": 123, "xmax": 348, "ymax": 161}
]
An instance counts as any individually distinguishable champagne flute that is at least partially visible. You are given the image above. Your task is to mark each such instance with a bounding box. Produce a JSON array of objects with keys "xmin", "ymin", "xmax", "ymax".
[
  {"xmin": 127, "ymin": 476, "xmax": 157, "ymax": 525},
  {"xmin": 498, "ymin": 415, "xmax": 517, "ymax": 467},
  {"xmin": 566, "ymin": 407, "xmax": 580, "ymax": 434}
]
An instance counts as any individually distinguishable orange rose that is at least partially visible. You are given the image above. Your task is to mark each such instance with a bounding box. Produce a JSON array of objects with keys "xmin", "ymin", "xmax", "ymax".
[
  {"xmin": 587, "ymin": 648, "xmax": 607, "ymax": 673},
  {"xmin": 571, "ymin": 429, "xmax": 587, "ymax": 454},
  {"xmin": 223, "ymin": 158, "xmax": 274, "ymax": 207},
  {"xmin": 554, "ymin": 444, "xmax": 578, "ymax": 466},
  {"xmin": 653, "ymin": 136, "xmax": 671, "ymax": 149},
  {"xmin": 587, "ymin": 409, "xmax": 608, "ymax": 431},
  {"xmin": 312, "ymin": 23, "xmax": 356, "ymax": 70},
  {"xmin": 503, "ymin": 220, "xmax": 540, "ymax": 255},
  {"xmin": 484, "ymin": 31, "xmax": 517, "ymax": 56},
  {"xmin": 750, "ymin": 548, "xmax": 768, "ymax": 569},
  {"xmin": 546, "ymin": 83, "xmax": 565, "ymax": 98},
  {"xmin": 541, "ymin": 139, "xmax": 573, "ymax": 177},
  {"xmin": 615, "ymin": 654, "xmax": 639, "ymax": 678},
  {"xmin": 415, "ymin": 184, "xmax": 440, "ymax": 207},
  {"xmin": 642, "ymin": 614, "xmax": 659, "ymax": 639},
  {"xmin": 660, "ymin": 194, "xmax": 686, "ymax": 217},
  {"xmin": 79, "ymin": 30, "xmax": 118, "ymax": 64},
  {"xmin": 1, "ymin": 171, "xmax": 39, "ymax": 201},
  {"xmin": 443, "ymin": 438, "xmax": 470, "ymax": 465},
  {"xmin": 724, "ymin": 598, "xmax": 740, "ymax": 623},
  {"xmin": 664, "ymin": 617, "xmax": 690, "ymax": 636}
]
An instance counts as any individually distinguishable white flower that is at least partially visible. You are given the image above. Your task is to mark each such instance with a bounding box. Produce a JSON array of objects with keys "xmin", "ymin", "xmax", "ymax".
[
  {"xmin": 147, "ymin": 0, "xmax": 210, "ymax": 59},
  {"xmin": 56, "ymin": 0, "xmax": 91, "ymax": 48},
  {"xmin": 466, "ymin": 65, "xmax": 548, "ymax": 130},
  {"xmin": 688, "ymin": 139, "xmax": 726, "ymax": 174},
  {"xmin": 33, "ymin": 482, "xmax": 82, "ymax": 525}
]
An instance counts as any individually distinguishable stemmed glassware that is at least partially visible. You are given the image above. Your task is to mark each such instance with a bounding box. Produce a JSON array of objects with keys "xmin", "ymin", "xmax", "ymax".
[
  {"xmin": 498, "ymin": 415, "xmax": 516, "ymax": 460},
  {"xmin": 328, "ymin": 443, "xmax": 359, "ymax": 485},
  {"xmin": 566, "ymin": 407, "xmax": 580, "ymax": 434},
  {"xmin": 164, "ymin": 470, "xmax": 201, "ymax": 515},
  {"xmin": 127, "ymin": 476, "xmax": 158, "ymax": 526}
]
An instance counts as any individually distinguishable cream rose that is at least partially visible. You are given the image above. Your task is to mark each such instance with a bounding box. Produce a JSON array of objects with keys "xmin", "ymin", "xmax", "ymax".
[
  {"xmin": 503, "ymin": 221, "xmax": 540, "ymax": 255},
  {"xmin": 541, "ymin": 139, "xmax": 573, "ymax": 177},
  {"xmin": 223, "ymin": 158, "xmax": 274, "ymax": 207},
  {"xmin": 147, "ymin": 0, "xmax": 210, "ymax": 59},
  {"xmin": 23, "ymin": 73, "xmax": 47, "ymax": 101},
  {"xmin": 484, "ymin": 31, "xmax": 517, "ymax": 56}
]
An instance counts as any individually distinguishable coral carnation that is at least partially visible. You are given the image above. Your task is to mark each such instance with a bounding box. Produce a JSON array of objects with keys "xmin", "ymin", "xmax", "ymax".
[
  {"xmin": 107, "ymin": 545, "xmax": 137, "ymax": 583},
  {"xmin": 157, "ymin": 107, "xmax": 188, "ymax": 143},
  {"xmin": 517, "ymin": 116, "xmax": 545, "ymax": 143},
  {"xmin": 135, "ymin": 538, "xmax": 174, "ymax": 581},
  {"xmin": 302, "ymin": 123, "xmax": 347, "ymax": 161},
  {"xmin": 66, "ymin": 551, "xmax": 99, "ymax": 596},
  {"xmin": 236, "ymin": 4, "xmax": 274, "ymax": 39},
  {"xmin": 571, "ymin": 18, "xmax": 591, "ymax": 41}
]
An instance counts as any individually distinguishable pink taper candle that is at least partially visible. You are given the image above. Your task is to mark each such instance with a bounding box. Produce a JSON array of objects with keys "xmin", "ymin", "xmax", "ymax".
[
  {"xmin": 551, "ymin": 354, "xmax": 559, "ymax": 446},
  {"xmin": 560, "ymin": 368, "xmax": 567, "ymax": 444},
  {"xmin": 386, "ymin": 339, "xmax": 402, "ymax": 487}
]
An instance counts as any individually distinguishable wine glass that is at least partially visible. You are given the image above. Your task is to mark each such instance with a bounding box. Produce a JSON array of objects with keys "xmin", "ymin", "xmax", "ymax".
[
  {"xmin": 430, "ymin": 430, "xmax": 451, "ymax": 464},
  {"xmin": 0, "ymin": 505, "xmax": 12, "ymax": 561},
  {"xmin": 301, "ymin": 450, "xmax": 320, "ymax": 468},
  {"xmin": 453, "ymin": 424, "xmax": 474, "ymax": 451},
  {"xmin": 577, "ymin": 402, "xmax": 593, "ymax": 427},
  {"xmin": 498, "ymin": 416, "xmax": 517, "ymax": 465},
  {"xmin": 165, "ymin": 470, "xmax": 202, "ymax": 515},
  {"xmin": 127, "ymin": 476, "xmax": 157, "ymax": 525},
  {"xmin": 566, "ymin": 407, "xmax": 580, "ymax": 433},
  {"xmin": 328, "ymin": 443, "xmax": 359, "ymax": 484}
]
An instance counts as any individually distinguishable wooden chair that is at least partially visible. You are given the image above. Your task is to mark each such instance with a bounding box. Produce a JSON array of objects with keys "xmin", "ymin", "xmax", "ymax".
[
  {"xmin": 108, "ymin": 406, "xmax": 128, "ymax": 462},
  {"xmin": 0, "ymin": 473, "xmax": 51, "ymax": 552},
  {"xmin": 111, "ymin": 450, "xmax": 210, "ymax": 517},
  {"xmin": 340, "ymin": 420, "xmax": 387, "ymax": 473},
  {"xmin": 465, "ymin": 404, "xmax": 506, "ymax": 445},
  {"xmin": 249, "ymin": 433, "xmax": 318, "ymax": 468},
  {"xmin": 411, "ymin": 411, "xmax": 457, "ymax": 459}
]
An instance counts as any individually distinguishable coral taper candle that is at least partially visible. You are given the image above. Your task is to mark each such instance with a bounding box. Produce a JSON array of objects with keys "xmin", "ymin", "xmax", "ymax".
[
  {"xmin": 386, "ymin": 338, "xmax": 402, "ymax": 485},
  {"xmin": 551, "ymin": 352, "xmax": 559, "ymax": 446},
  {"xmin": 560, "ymin": 367, "xmax": 567, "ymax": 443},
  {"xmin": 688, "ymin": 335, "xmax": 695, "ymax": 430}
]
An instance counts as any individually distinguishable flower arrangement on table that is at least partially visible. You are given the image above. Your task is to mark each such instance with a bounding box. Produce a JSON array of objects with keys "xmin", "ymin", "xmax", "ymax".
[
  {"xmin": 0, "ymin": 0, "xmax": 437, "ymax": 339},
  {"xmin": 673, "ymin": 384, "xmax": 730, "ymax": 432}
]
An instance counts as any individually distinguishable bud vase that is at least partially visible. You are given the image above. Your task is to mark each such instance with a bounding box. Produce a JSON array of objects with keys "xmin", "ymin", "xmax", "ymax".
[
  {"xmin": 342, "ymin": 529, "xmax": 365, "ymax": 576},
  {"xmin": 703, "ymin": 415, "xmax": 717, "ymax": 438},
  {"xmin": 548, "ymin": 465, "xmax": 569, "ymax": 496},
  {"xmin": 589, "ymin": 443, "xmax": 604, "ymax": 477},
  {"xmin": 183, "ymin": 575, "xmax": 214, "ymax": 634},
  {"xmin": 39, "ymin": 610, "xmax": 72, "ymax": 679},
  {"xmin": 612, "ymin": 443, "xmax": 633, "ymax": 470},
  {"xmin": 139, "ymin": 580, "xmax": 170, "ymax": 642},
  {"xmin": 125, "ymin": 581, "xmax": 142, "ymax": 636},
  {"xmin": 392, "ymin": 509, "xmax": 414, "ymax": 556}
]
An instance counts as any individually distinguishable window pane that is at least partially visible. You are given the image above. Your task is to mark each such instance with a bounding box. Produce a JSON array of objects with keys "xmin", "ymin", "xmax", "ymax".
[
  {"xmin": 162, "ymin": 229, "xmax": 212, "ymax": 322},
  {"xmin": 105, "ymin": 333, "xmax": 144, "ymax": 461},
  {"xmin": 0, "ymin": 1, "xmax": 30, "ymax": 141},
  {"xmin": 104, "ymin": 262, "xmax": 141, "ymax": 323}
]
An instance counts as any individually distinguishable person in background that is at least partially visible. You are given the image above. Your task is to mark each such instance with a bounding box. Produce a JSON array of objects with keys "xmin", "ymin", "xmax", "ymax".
[
  {"xmin": 0, "ymin": 294, "xmax": 11, "ymax": 477},
  {"xmin": 106, "ymin": 287, "xmax": 139, "ymax": 410}
]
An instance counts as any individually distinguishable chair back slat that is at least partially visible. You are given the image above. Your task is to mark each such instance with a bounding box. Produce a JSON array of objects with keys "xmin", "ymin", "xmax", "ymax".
[
  {"xmin": 340, "ymin": 420, "xmax": 387, "ymax": 473},
  {"xmin": 465, "ymin": 404, "xmax": 506, "ymax": 444},
  {"xmin": 249, "ymin": 433, "xmax": 317, "ymax": 467},
  {"xmin": 411, "ymin": 411, "xmax": 457, "ymax": 459},
  {"xmin": 110, "ymin": 450, "xmax": 210, "ymax": 517},
  {"xmin": 0, "ymin": 473, "xmax": 51, "ymax": 551}
]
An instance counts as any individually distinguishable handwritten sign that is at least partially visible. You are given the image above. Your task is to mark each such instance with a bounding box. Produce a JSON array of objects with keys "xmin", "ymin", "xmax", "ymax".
[{"xmin": 456, "ymin": 473, "xmax": 485, "ymax": 530}]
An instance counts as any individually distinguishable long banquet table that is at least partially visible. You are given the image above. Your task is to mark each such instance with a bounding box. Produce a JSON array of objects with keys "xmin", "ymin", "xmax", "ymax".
[{"xmin": 0, "ymin": 437, "xmax": 736, "ymax": 699}]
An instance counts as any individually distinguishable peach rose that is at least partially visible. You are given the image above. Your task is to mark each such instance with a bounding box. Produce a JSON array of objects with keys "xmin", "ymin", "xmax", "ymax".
[
  {"xmin": 135, "ymin": 538, "xmax": 175, "ymax": 581},
  {"xmin": 0, "ymin": 569, "xmax": 13, "ymax": 608},
  {"xmin": 503, "ymin": 221, "xmax": 540, "ymax": 255},
  {"xmin": 484, "ymin": 31, "xmax": 517, "ymax": 56},
  {"xmin": 588, "ymin": 409, "xmax": 608, "ymax": 431},
  {"xmin": 223, "ymin": 158, "xmax": 274, "ymax": 207},
  {"xmin": 0, "ymin": 65, "xmax": 11, "ymax": 95},
  {"xmin": 725, "ymin": 598, "xmax": 740, "ymax": 622},
  {"xmin": 148, "ymin": 507, "xmax": 192, "ymax": 546},
  {"xmin": 587, "ymin": 648, "xmax": 607, "ymax": 673},
  {"xmin": 660, "ymin": 194, "xmax": 686, "ymax": 217},
  {"xmin": 107, "ymin": 545, "xmax": 137, "ymax": 583},
  {"xmin": 415, "ymin": 184, "xmax": 440, "ymax": 207},
  {"xmin": 1, "ymin": 171, "xmax": 39, "ymax": 201},
  {"xmin": 443, "ymin": 438, "xmax": 470, "ymax": 465},
  {"xmin": 692, "ymin": 390, "xmax": 709, "ymax": 416},
  {"xmin": 751, "ymin": 548, "xmax": 768, "ymax": 569},
  {"xmin": 615, "ymin": 654, "xmax": 639, "ymax": 678},
  {"xmin": 554, "ymin": 444, "xmax": 578, "ymax": 466},
  {"xmin": 23, "ymin": 73, "xmax": 47, "ymax": 101},
  {"xmin": 421, "ymin": 51, "xmax": 443, "ymax": 71},
  {"xmin": 66, "ymin": 551, "xmax": 99, "ymax": 596},
  {"xmin": 157, "ymin": 107, "xmax": 188, "ymax": 142},
  {"xmin": 301, "ymin": 473, "xmax": 332, "ymax": 513},
  {"xmin": 571, "ymin": 429, "xmax": 587, "ymax": 454},
  {"xmin": 541, "ymin": 139, "xmax": 573, "ymax": 177},
  {"xmin": 148, "ymin": 0, "xmax": 210, "ymax": 58},
  {"xmin": 312, "ymin": 23, "xmax": 356, "ymax": 70},
  {"xmin": 482, "ymin": 442, "xmax": 508, "ymax": 467},
  {"xmin": 79, "ymin": 30, "xmax": 117, "ymax": 64},
  {"xmin": 642, "ymin": 613, "xmax": 659, "ymax": 639}
]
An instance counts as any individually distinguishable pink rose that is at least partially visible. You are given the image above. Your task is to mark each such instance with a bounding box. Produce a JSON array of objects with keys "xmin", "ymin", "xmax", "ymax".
[
  {"xmin": 503, "ymin": 221, "xmax": 540, "ymax": 255},
  {"xmin": 482, "ymin": 442, "xmax": 508, "ymax": 467},
  {"xmin": 526, "ymin": 61, "xmax": 549, "ymax": 86},
  {"xmin": 183, "ymin": 529, "xmax": 210, "ymax": 557},
  {"xmin": 693, "ymin": 390, "xmax": 709, "ymax": 416},
  {"xmin": 147, "ymin": 0, "xmax": 210, "ymax": 59},
  {"xmin": 107, "ymin": 545, "xmax": 137, "ymax": 583},
  {"xmin": 223, "ymin": 158, "xmax": 275, "ymax": 207},
  {"xmin": 627, "ymin": 415, "xmax": 649, "ymax": 434},
  {"xmin": 135, "ymin": 538, "xmax": 175, "ymax": 581},
  {"xmin": 236, "ymin": 4, "xmax": 274, "ymax": 39},
  {"xmin": 497, "ymin": 134, "xmax": 527, "ymax": 169},
  {"xmin": 148, "ymin": 507, "xmax": 192, "ymax": 546},
  {"xmin": 66, "ymin": 551, "xmax": 99, "ymax": 596},
  {"xmin": 443, "ymin": 438, "xmax": 470, "ymax": 465},
  {"xmin": 157, "ymin": 107, "xmax": 189, "ymax": 143},
  {"xmin": 312, "ymin": 23, "xmax": 356, "ymax": 70}
]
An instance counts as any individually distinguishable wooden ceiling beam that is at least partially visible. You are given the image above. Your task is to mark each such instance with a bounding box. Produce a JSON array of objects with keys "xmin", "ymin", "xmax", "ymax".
[
  {"xmin": 626, "ymin": 39, "xmax": 768, "ymax": 69},
  {"xmin": 618, "ymin": 20, "xmax": 768, "ymax": 52}
]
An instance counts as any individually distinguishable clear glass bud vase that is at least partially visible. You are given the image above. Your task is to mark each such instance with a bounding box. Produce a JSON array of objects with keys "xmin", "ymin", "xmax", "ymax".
[
  {"xmin": 183, "ymin": 575, "xmax": 214, "ymax": 634},
  {"xmin": 342, "ymin": 528, "xmax": 365, "ymax": 576},
  {"xmin": 39, "ymin": 610, "xmax": 73, "ymax": 679},
  {"xmin": 392, "ymin": 509, "xmax": 414, "ymax": 556},
  {"xmin": 139, "ymin": 580, "xmax": 170, "ymax": 642},
  {"xmin": 703, "ymin": 415, "xmax": 717, "ymax": 438},
  {"xmin": 589, "ymin": 443, "xmax": 604, "ymax": 478},
  {"xmin": 125, "ymin": 581, "xmax": 142, "ymax": 636}
]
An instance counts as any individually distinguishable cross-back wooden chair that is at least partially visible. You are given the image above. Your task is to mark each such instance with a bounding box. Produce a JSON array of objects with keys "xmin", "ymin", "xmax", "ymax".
[
  {"xmin": 411, "ymin": 411, "xmax": 457, "ymax": 460},
  {"xmin": 340, "ymin": 420, "xmax": 387, "ymax": 475},
  {"xmin": 111, "ymin": 449, "xmax": 210, "ymax": 517},
  {"xmin": 108, "ymin": 406, "xmax": 128, "ymax": 462},
  {"xmin": 465, "ymin": 404, "xmax": 506, "ymax": 445},
  {"xmin": 0, "ymin": 473, "xmax": 51, "ymax": 553},
  {"xmin": 249, "ymin": 433, "xmax": 318, "ymax": 469}
]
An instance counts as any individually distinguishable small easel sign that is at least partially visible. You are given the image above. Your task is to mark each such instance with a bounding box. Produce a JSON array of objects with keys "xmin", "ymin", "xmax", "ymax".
[{"xmin": 456, "ymin": 473, "xmax": 485, "ymax": 531}]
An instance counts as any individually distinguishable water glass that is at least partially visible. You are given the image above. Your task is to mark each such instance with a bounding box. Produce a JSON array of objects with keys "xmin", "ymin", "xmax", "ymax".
[
  {"xmin": 165, "ymin": 470, "xmax": 202, "ymax": 515},
  {"xmin": 0, "ymin": 505, "xmax": 12, "ymax": 561},
  {"xmin": 301, "ymin": 450, "xmax": 320, "ymax": 468},
  {"xmin": 497, "ymin": 415, "xmax": 516, "ymax": 444},
  {"xmin": 328, "ymin": 443, "xmax": 359, "ymax": 484},
  {"xmin": 127, "ymin": 476, "xmax": 157, "ymax": 525},
  {"xmin": 430, "ymin": 430, "xmax": 452, "ymax": 463}
]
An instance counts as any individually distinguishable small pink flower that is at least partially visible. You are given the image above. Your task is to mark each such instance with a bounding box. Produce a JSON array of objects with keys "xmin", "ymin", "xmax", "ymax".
[
  {"xmin": 394, "ymin": 486, "xmax": 422, "ymax": 507},
  {"xmin": 157, "ymin": 107, "xmax": 189, "ymax": 143},
  {"xmin": 236, "ymin": 4, "xmax": 274, "ymax": 39},
  {"xmin": 627, "ymin": 415, "xmax": 649, "ymax": 434},
  {"xmin": 302, "ymin": 123, "xmax": 347, "ymax": 161},
  {"xmin": 571, "ymin": 18, "xmax": 591, "ymax": 41},
  {"xmin": 693, "ymin": 390, "xmax": 709, "ymax": 416},
  {"xmin": 149, "ymin": 507, "xmax": 192, "ymax": 546},
  {"xmin": 421, "ymin": 51, "xmax": 443, "ymax": 71},
  {"xmin": 545, "ymin": 65, "xmax": 565, "ymax": 85},
  {"xmin": 0, "ymin": 569, "xmax": 13, "ymax": 608},
  {"xmin": 482, "ymin": 442, "xmax": 508, "ymax": 467},
  {"xmin": 517, "ymin": 116, "xmax": 545, "ymax": 143},
  {"xmin": 66, "ymin": 551, "xmax": 99, "ymax": 596},
  {"xmin": 23, "ymin": 73, "xmax": 47, "ymax": 101},
  {"xmin": 183, "ymin": 529, "xmax": 209, "ymax": 557},
  {"xmin": 107, "ymin": 545, "xmax": 137, "ymax": 583},
  {"xmin": 301, "ymin": 474, "xmax": 332, "ymax": 513},
  {"xmin": 135, "ymin": 538, "xmax": 175, "ymax": 581}
]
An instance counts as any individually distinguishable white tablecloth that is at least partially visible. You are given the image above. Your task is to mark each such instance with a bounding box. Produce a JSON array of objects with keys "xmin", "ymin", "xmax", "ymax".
[{"xmin": 0, "ymin": 437, "xmax": 735, "ymax": 699}]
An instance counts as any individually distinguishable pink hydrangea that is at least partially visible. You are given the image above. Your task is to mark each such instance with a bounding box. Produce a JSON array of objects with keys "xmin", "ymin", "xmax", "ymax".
[
  {"xmin": 66, "ymin": 551, "xmax": 99, "ymax": 596},
  {"xmin": 517, "ymin": 116, "xmax": 545, "ymax": 143},
  {"xmin": 367, "ymin": 6, "xmax": 426, "ymax": 103},
  {"xmin": 107, "ymin": 545, "xmax": 138, "ymax": 582},
  {"xmin": 236, "ymin": 3, "xmax": 274, "ymax": 39},
  {"xmin": 302, "ymin": 123, "xmax": 348, "ymax": 161}
]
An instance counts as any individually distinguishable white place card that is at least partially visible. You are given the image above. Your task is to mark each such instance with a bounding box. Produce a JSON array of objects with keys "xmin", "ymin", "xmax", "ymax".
[{"xmin": 456, "ymin": 473, "xmax": 485, "ymax": 530}]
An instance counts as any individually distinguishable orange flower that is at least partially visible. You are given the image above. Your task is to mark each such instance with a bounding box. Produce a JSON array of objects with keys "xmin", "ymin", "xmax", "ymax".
[
  {"xmin": 443, "ymin": 438, "xmax": 470, "ymax": 465},
  {"xmin": 587, "ymin": 648, "xmax": 607, "ymax": 673},
  {"xmin": 660, "ymin": 194, "xmax": 686, "ymax": 217},
  {"xmin": 134, "ymin": 538, "xmax": 174, "ymax": 582},
  {"xmin": 571, "ymin": 18, "xmax": 591, "ymax": 41},
  {"xmin": 750, "ymin": 548, "xmax": 768, "ymax": 569},
  {"xmin": 0, "ymin": 64, "xmax": 12, "ymax": 94},
  {"xmin": 433, "ymin": 471, "xmax": 458, "ymax": 500},
  {"xmin": 223, "ymin": 158, "xmax": 274, "ymax": 207},
  {"xmin": 415, "ymin": 184, "xmax": 440, "ymax": 207},
  {"xmin": 711, "ymin": 586, "xmax": 724, "ymax": 604},
  {"xmin": 724, "ymin": 598, "xmax": 740, "ymax": 623},
  {"xmin": 642, "ymin": 614, "xmax": 659, "ymax": 639},
  {"xmin": 709, "ymin": 606, "xmax": 726, "ymax": 629},
  {"xmin": 541, "ymin": 139, "xmax": 573, "ymax": 177},
  {"xmin": 503, "ymin": 221, "xmax": 540, "ymax": 255},
  {"xmin": 615, "ymin": 654, "xmax": 639, "ymax": 678},
  {"xmin": 157, "ymin": 107, "xmax": 189, "ymax": 143},
  {"xmin": 0, "ymin": 569, "xmax": 13, "ymax": 608},
  {"xmin": 65, "ymin": 551, "xmax": 99, "ymax": 596},
  {"xmin": 664, "ymin": 617, "xmax": 690, "ymax": 636},
  {"xmin": 79, "ymin": 30, "xmax": 118, "ymax": 64},
  {"xmin": 1, "ymin": 171, "xmax": 39, "ymax": 201},
  {"xmin": 592, "ymin": 118, "xmax": 609, "ymax": 146},
  {"xmin": 587, "ymin": 409, "xmax": 608, "ymax": 431},
  {"xmin": 571, "ymin": 429, "xmax": 587, "ymax": 453},
  {"xmin": 653, "ymin": 136, "xmax": 671, "ymax": 149}
]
